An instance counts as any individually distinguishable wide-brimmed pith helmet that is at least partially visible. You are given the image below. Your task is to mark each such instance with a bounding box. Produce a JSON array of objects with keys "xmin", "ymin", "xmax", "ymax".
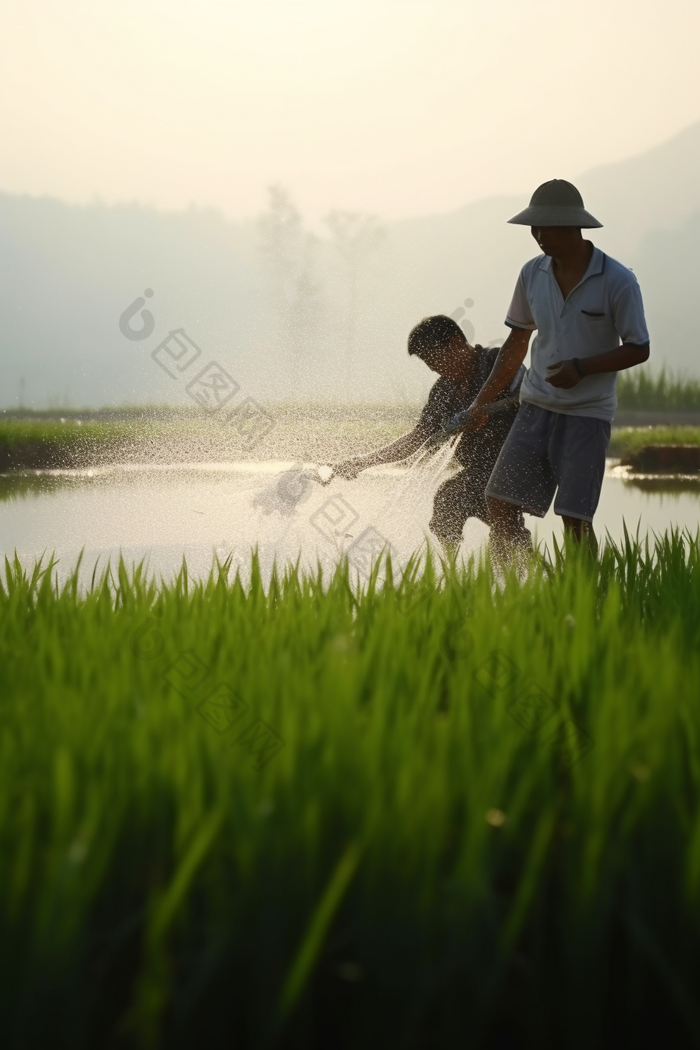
[{"xmin": 508, "ymin": 179, "xmax": 603, "ymax": 228}]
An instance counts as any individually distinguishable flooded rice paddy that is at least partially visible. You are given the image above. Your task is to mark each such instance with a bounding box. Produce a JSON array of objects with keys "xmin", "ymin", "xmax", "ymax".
[{"xmin": 1, "ymin": 456, "xmax": 699, "ymax": 583}]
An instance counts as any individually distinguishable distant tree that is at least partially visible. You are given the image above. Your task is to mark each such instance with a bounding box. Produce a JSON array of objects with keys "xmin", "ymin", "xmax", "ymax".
[
  {"xmin": 257, "ymin": 186, "xmax": 327, "ymax": 381},
  {"xmin": 257, "ymin": 186, "xmax": 304, "ymax": 309},
  {"xmin": 323, "ymin": 211, "xmax": 385, "ymax": 370},
  {"xmin": 287, "ymin": 237, "xmax": 326, "ymax": 376}
]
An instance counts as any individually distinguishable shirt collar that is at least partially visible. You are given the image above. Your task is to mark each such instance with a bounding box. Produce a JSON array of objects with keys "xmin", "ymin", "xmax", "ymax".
[{"xmin": 538, "ymin": 243, "xmax": 606, "ymax": 277}]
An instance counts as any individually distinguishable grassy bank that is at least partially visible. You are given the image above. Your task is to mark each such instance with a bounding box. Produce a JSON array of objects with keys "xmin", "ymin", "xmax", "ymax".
[
  {"xmin": 0, "ymin": 418, "xmax": 137, "ymax": 447},
  {"xmin": 1, "ymin": 538, "xmax": 700, "ymax": 1048},
  {"xmin": 608, "ymin": 425, "xmax": 700, "ymax": 457},
  {"xmin": 0, "ymin": 418, "xmax": 156, "ymax": 471},
  {"xmin": 0, "ymin": 409, "xmax": 415, "ymax": 470},
  {"xmin": 4, "ymin": 412, "xmax": 700, "ymax": 473}
]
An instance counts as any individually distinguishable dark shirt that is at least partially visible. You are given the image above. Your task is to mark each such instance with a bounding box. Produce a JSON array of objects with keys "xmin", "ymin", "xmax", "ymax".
[{"xmin": 417, "ymin": 345, "xmax": 520, "ymax": 476}]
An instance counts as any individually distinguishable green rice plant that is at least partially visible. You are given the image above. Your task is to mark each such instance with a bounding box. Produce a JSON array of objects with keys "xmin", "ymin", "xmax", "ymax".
[
  {"xmin": 0, "ymin": 536, "xmax": 699, "ymax": 1048},
  {"xmin": 617, "ymin": 368, "xmax": 700, "ymax": 412}
]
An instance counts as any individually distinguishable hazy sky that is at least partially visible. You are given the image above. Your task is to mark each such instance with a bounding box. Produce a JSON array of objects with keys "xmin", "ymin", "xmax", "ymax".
[{"xmin": 2, "ymin": 0, "xmax": 699, "ymax": 225}]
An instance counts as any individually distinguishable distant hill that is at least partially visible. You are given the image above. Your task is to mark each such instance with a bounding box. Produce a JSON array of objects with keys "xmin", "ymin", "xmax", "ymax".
[
  {"xmin": 1, "ymin": 121, "xmax": 698, "ymax": 409},
  {"xmin": 366, "ymin": 120, "xmax": 700, "ymax": 402},
  {"xmin": 577, "ymin": 121, "xmax": 700, "ymax": 255}
]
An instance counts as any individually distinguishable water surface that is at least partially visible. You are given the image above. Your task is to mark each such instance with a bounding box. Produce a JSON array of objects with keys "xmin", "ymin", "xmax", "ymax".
[{"xmin": 1, "ymin": 458, "xmax": 699, "ymax": 583}]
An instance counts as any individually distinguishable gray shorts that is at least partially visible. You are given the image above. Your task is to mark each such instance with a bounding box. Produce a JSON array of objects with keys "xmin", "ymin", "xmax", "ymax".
[{"xmin": 485, "ymin": 402, "xmax": 611, "ymax": 522}]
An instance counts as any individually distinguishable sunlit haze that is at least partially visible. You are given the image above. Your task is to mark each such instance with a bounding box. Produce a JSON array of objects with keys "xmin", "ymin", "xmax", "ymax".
[{"xmin": 2, "ymin": 0, "xmax": 699, "ymax": 222}]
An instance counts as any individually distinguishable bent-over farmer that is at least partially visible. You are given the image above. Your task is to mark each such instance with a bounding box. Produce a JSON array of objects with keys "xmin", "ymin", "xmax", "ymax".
[{"xmin": 333, "ymin": 315, "xmax": 529, "ymax": 556}]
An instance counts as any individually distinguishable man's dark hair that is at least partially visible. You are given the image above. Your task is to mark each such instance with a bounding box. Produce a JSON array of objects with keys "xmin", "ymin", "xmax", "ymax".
[{"xmin": 407, "ymin": 315, "xmax": 465, "ymax": 358}]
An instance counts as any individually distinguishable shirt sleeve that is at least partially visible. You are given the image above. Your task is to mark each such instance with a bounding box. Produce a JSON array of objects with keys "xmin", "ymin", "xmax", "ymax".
[
  {"xmin": 505, "ymin": 268, "xmax": 537, "ymax": 331},
  {"xmin": 611, "ymin": 272, "xmax": 650, "ymax": 347}
]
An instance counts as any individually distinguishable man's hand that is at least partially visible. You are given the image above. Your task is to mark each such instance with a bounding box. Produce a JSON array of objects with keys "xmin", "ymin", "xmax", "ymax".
[
  {"xmin": 546, "ymin": 360, "xmax": 582, "ymax": 389},
  {"xmin": 443, "ymin": 403, "xmax": 489, "ymax": 436},
  {"xmin": 461, "ymin": 404, "xmax": 490, "ymax": 432},
  {"xmin": 333, "ymin": 459, "xmax": 364, "ymax": 480}
]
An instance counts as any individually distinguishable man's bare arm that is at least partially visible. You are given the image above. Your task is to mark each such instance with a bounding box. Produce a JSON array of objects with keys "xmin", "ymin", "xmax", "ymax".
[
  {"xmin": 465, "ymin": 328, "xmax": 532, "ymax": 429},
  {"xmin": 333, "ymin": 424, "xmax": 431, "ymax": 479},
  {"xmin": 546, "ymin": 342, "xmax": 650, "ymax": 389}
]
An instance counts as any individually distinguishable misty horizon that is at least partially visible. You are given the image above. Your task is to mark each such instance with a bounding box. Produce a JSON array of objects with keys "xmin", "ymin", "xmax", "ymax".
[
  {"xmin": 2, "ymin": 0, "xmax": 699, "ymax": 410},
  {"xmin": 2, "ymin": 116, "xmax": 700, "ymax": 410}
]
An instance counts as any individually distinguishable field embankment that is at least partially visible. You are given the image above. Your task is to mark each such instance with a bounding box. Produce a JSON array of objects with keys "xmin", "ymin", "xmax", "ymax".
[
  {"xmin": 0, "ymin": 407, "xmax": 417, "ymax": 470},
  {"xmin": 4, "ymin": 409, "xmax": 700, "ymax": 473},
  {"xmin": 1, "ymin": 539, "xmax": 700, "ymax": 1048},
  {"xmin": 609, "ymin": 425, "xmax": 700, "ymax": 472}
]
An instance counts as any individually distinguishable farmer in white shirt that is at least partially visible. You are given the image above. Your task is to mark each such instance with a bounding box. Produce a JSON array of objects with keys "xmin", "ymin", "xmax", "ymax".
[{"xmin": 463, "ymin": 179, "xmax": 650, "ymax": 557}]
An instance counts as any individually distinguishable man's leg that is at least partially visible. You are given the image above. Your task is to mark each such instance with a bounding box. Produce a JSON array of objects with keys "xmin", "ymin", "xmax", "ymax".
[
  {"xmin": 430, "ymin": 471, "xmax": 496, "ymax": 558},
  {"xmin": 429, "ymin": 473, "xmax": 474, "ymax": 557},
  {"xmin": 552, "ymin": 415, "xmax": 610, "ymax": 558},
  {"xmin": 561, "ymin": 515, "xmax": 598, "ymax": 556},
  {"xmin": 486, "ymin": 496, "xmax": 532, "ymax": 566},
  {"xmin": 484, "ymin": 404, "xmax": 556, "ymax": 564}
]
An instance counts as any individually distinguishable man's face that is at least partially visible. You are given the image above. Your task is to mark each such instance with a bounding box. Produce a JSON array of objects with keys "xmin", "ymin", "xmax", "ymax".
[
  {"xmin": 422, "ymin": 333, "xmax": 470, "ymax": 382},
  {"xmin": 531, "ymin": 225, "xmax": 582, "ymax": 257}
]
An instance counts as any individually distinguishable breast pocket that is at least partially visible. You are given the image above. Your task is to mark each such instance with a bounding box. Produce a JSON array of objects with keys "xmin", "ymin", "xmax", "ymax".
[{"xmin": 580, "ymin": 308, "xmax": 614, "ymax": 350}]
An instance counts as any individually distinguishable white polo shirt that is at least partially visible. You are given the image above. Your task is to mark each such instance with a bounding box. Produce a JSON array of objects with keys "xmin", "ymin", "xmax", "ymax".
[{"xmin": 505, "ymin": 245, "xmax": 650, "ymax": 421}]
